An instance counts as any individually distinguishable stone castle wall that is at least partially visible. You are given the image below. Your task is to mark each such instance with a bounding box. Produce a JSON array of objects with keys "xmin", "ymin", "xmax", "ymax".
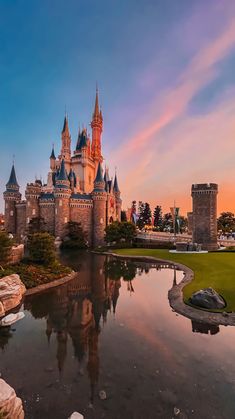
[
  {"xmin": 70, "ymin": 202, "xmax": 93, "ymax": 245},
  {"xmin": 40, "ymin": 202, "xmax": 55, "ymax": 234}
]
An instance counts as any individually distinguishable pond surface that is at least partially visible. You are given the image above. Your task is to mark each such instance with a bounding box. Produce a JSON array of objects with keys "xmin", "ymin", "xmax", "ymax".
[{"xmin": 1, "ymin": 252, "xmax": 235, "ymax": 419}]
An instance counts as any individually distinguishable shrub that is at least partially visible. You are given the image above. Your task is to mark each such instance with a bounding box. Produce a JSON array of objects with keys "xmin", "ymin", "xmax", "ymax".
[
  {"xmin": 27, "ymin": 232, "xmax": 56, "ymax": 265},
  {"xmin": 105, "ymin": 221, "xmax": 137, "ymax": 244},
  {"xmin": 0, "ymin": 231, "xmax": 13, "ymax": 266},
  {"xmin": 61, "ymin": 221, "xmax": 87, "ymax": 249}
]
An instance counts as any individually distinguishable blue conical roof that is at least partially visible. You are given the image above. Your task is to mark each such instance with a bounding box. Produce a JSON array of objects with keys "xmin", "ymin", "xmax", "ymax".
[
  {"xmin": 76, "ymin": 129, "xmax": 88, "ymax": 151},
  {"xmin": 57, "ymin": 159, "xmax": 68, "ymax": 181},
  {"xmin": 94, "ymin": 162, "xmax": 104, "ymax": 183},
  {"xmin": 6, "ymin": 164, "xmax": 19, "ymax": 188},
  {"xmin": 113, "ymin": 173, "xmax": 120, "ymax": 193},
  {"xmin": 50, "ymin": 146, "xmax": 56, "ymax": 160}
]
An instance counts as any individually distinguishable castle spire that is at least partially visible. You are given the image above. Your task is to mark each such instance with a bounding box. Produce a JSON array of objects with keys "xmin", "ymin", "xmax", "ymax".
[
  {"xmin": 50, "ymin": 145, "xmax": 56, "ymax": 160},
  {"xmin": 61, "ymin": 114, "xmax": 71, "ymax": 160},
  {"xmin": 93, "ymin": 86, "xmax": 100, "ymax": 119},
  {"xmin": 91, "ymin": 86, "xmax": 103, "ymax": 165},
  {"xmin": 113, "ymin": 172, "xmax": 120, "ymax": 193},
  {"xmin": 6, "ymin": 164, "xmax": 19, "ymax": 191}
]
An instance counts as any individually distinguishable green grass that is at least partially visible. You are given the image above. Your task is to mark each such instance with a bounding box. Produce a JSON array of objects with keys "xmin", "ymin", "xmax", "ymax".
[{"xmin": 113, "ymin": 248, "xmax": 235, "ymax": 312}]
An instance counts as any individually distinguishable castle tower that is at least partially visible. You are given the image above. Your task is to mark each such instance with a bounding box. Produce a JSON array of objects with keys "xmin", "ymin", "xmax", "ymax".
[
  {"xmin": 191, "ymin": 183, "xmax": 218, "ymax": 251},
  {"xmin": 54, "ymin": 159, "xmax": 71, "ymax": 238},
  {"xmin": 91, "ymin": 88, "xmax": 103, "ymax": 170},
  {"xmin": 50, "ymin": 145, "xmax": 56, "ymax": 171},
  {"xmin": 113, "ymin": 173, "xmax": 122, "ymax": 221},
  {"xmin": 92, "ymin": 162, "xmax": 107, "ymax": 247},
  {"xmin": 3, "ymin": 164, "xmax": 21, "ymax": 234},
  {"xmin": 60, "ymin": 115, "xmax": 71, "ymax": 165},
  {"xmin": 25, "ymin": 180, "xmax": 42, "ymax": 226}
]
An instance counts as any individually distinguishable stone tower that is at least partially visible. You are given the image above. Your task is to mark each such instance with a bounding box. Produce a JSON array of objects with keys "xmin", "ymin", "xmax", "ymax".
[
  {"xmin": 91, "ymin": 88, "xmax": 103, "ymax": 171},
  {"xmin": 54, "ymin": 159, "xmax": 71, "ymax": 238},
  {"xmin": 60, "ymin": 116, "xmax": 71, "ymax": 170},
  {"xmin": 3, "ymin": 165, "xmax": 21, "ymax": 234},
  {"xmin": 25, "ymin": 180, "xmax": 41, "ymax": 225},
  {"xmin": 191, "ymin": 183, "xmax": 218, "ymax": 251},
  {"xmin": 92, "ymin": 162, "xmax": 107, "ymax": 247}
]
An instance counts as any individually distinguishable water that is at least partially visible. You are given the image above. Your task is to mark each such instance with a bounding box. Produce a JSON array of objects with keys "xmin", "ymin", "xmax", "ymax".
[{"xmin": 1, "ymin": 251, "xmax": 235, "ymax": 419}]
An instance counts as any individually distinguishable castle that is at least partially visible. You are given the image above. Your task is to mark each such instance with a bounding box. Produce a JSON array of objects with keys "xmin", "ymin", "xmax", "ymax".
[{"xmin": 3, "ymin": 90, "xmax": 122, "ymax": 246}]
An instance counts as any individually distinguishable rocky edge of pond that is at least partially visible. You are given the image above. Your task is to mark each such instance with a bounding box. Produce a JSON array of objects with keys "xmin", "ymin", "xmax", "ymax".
[{"xmin": 108, "ymin": 252, "xmax": 235, "ymax": 327}]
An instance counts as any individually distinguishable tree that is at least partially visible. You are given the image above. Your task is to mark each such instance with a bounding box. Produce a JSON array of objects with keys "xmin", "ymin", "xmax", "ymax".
[
  {"xmin": 121, "ymin": 210, "xmax": 127, "ymax": 222},
  {"xmin": 178, "ymin": 216, "xmax": 188, "ymax": 233},
  {"xmin": 27, "ymin": 232, "xmax": 56, "ymax": 265},
  {"xmin": 153, "ymin": 205, "xmax": 163, "ymax": 230},
  {"xmin": 0, "ymin": 231, "xmax": 13, "ymax": 266},
  {"xmin": 136, "ymin": 201, "xmax": 145, "ymax": 230},
  {"xmin": 61, "ymin": 221, "xmax": 87, "ymax": 249},
  {"xmin": 28, "ymin": 217, "xmax": 47, "ymax": 234},
  {"xmin": 105, "ymin": 221, "xmax": 137, "ymax": 244},
  {"xmin": 142, "ymin": 203, "xmax": 152, "ymax": 226},
  {"xmin": 217, "ymin": 212, "xmax": 235, "ymax": 233}
]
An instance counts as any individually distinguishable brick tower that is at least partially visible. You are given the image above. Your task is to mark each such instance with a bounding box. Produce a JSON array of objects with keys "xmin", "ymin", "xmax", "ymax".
[
  {"xmin": 3, "ymin": 164, "xmax": 21, "ymax": 234},
  {"xmin": 92, "ymin": 162, "xmax": 107, "ymax": 247},
  {"xmin": 191, "ymin": 183, "xmax": 218, "ymax": 251},
  {"xmin": 54, "ymin": 159, "xmax": 71, "ymax": 238}
]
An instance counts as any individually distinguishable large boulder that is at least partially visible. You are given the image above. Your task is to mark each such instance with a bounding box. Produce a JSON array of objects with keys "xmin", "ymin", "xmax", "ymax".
[
  {"xmin": 190, "ymin": 287, "xmax": 225, "ymax": 309},
  {"xmin": 0, "ymin": 274, "xmax": 26, "ymax": 317},
  {"xmin": 0, "ymin": 378, "xmax": 24, "ymax": 418}
]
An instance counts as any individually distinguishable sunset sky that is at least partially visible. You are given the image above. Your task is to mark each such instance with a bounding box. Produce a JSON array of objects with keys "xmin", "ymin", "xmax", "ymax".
[{"xmin": 1, "ymin": 0, "xmax": 235, "ymax": 215}]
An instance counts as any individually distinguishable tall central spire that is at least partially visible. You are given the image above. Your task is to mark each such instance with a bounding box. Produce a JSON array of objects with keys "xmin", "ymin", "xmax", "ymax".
[
  {"xmin": 91, "ymin": 86, "xmax": 103, "ymax": 166},
  {"xmin": 61, "ymin": 114, "xmax": 71, "ymax": 160}
]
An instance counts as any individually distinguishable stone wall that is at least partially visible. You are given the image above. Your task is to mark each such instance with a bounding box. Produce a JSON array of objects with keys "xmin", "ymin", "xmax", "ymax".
[
  {"xmin": 16, "ymin": 203, "xmax": 26, "ymax": 239},
  {"xmin": 92, "ymin": 193, "xmax": 107, "ymax": 247},
  {"xmin": 40, "ymin": 202, "xmax": 55, "ymax": 234},
  {"xmin": 70, "ymin": 202, "xmax": 93, "ymax": 245}
]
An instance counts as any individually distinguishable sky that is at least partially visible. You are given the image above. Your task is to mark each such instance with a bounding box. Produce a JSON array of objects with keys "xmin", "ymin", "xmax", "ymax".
[{"xmin": 1, "ymin": 0, "xmax": 235, "ymax": 215}]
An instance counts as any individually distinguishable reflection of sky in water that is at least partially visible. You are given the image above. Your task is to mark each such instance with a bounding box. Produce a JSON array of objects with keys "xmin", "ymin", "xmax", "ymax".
[{"xmin": 1, "ymin": 254, "xmax": 235, "ymax": 419}]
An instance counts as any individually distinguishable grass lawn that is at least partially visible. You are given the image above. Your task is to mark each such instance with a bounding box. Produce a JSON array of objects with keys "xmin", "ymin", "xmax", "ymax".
[{"xmin": 113, "ymin": 248, "xmax": 235, "ymax": 312}]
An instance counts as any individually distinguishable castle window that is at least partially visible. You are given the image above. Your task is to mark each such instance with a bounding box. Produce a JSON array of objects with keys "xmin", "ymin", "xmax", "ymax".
[
  {"xmin": 89, "ymin": 174, "xmax": 91, "ymax": 185},
  {"xmin": 5, "ymin": 203, "xmax": 8, "ymax": 209},
  {"xmin": 59, "ymin": 200, "xmax": 62, "ymax": 207},
  {"xmin": 55, "ymin": 208, "xmax": 58, "ymax": 215},
  {"xmin": 27, "ymin": 217, "xmax": 30, "ymax": 224},
  {"xmin": 32, "ymin": 209, "xmax": 36, "ymax": 215},
  {"xmin": 100, "ymin": 218, "xmax": 103, "ymax": 224},
  {"xmin": 64, "ymin": 217, "xmax": 68, "ymax": 223},
  {"xmin": 10, "ymin": 210, "xmax": 14, "ymax": 216},
  {"xmin": 27, "ymin": 201, "xmax": 30, "ymax": 207}
]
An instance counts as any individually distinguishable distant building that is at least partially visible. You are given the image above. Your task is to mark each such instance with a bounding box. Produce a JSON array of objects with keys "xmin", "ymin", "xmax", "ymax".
[
  {"xmin": 187, "ymin": 212, "xmax": 193, "ymax": 235},
  {"xmin": 191, "ymin": 183, "xmax": 218, "ymax": 250},
  {"xmin": 3, "ymin": 90, "xmax": 121, "ymax": 246}
]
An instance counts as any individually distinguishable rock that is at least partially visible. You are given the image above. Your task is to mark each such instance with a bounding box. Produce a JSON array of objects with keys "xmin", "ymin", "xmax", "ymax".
[
  {"xmin": 0, "ymin": 274, "xmax": 26, "ymax": 317},
  {"xmin": 68, "ymin": 413, "xmax": 84, "ymax": 419},
  {"xmin": 174, "ymin": 407, "xmax": 180, "ymax": 416},
  {"xmin": 99, "ymin": 390, "xmax": 107, "ymax": 400},
  {"xmin": 0, "ymin": 312, "xmax": 25, "ymax": 327},
  {"xmin": 0, "ymin": 378, "xmax": 24, "ymax": 418},
  {"xmin": 190, "ymin": 288, "xmax": 225, "ymax": 309}
]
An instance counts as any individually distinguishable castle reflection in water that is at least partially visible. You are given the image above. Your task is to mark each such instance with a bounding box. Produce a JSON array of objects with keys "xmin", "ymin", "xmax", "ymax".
[{"xmin": 24, "ymin": 255, "xmax": 152, "ymax": 402}]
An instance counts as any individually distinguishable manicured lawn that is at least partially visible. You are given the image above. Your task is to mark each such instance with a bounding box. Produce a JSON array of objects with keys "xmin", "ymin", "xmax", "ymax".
[{"xmin": 114, "ymin": 248, "xmax": 235, "ymax": 312}]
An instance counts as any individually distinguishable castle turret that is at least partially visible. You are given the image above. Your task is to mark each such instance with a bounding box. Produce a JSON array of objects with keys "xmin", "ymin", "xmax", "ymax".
[
  {"xmin": 4, "ymin": 164, "xmax": 21, "ymax": 234},
  {"xmin": 60, "ymin": 115, "xmax": 71, "ymax": 164},
  {"xmin": 54, "ymin": 159, "xmax": 71, "ymax": 237},
  {"xmin": 50, "ymin": 145, "xmax": 56, "ymax": 171},
  {"xmin": 91, "ymin": 88, "xmax": 103, "ymax": 169},
  {"xmin": 25, "ymin": 180, "xmax": 42, "ymax": 226},
  {"xmin": 92, "ymin": 162, "xmax": 107, "ymax": 247},
  {"xmin": 113, "ymin": 172, "xmax": 122, "ymax": 221}
]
